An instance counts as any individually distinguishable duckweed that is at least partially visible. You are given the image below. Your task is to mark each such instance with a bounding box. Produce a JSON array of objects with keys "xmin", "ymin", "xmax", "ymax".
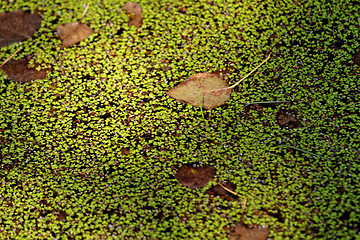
[{"xmin": 1, "ymin": 0, "xmax": 359, "ymax": 239}]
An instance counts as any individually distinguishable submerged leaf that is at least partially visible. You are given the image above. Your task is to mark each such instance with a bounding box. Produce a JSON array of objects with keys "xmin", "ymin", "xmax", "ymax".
[
  {"xmin": 0, "ymin": 10, "xmax": 42, "ymax": 47},
  {"xmin": 353, "ymin": 49, "xmax": 360, "ymax": 66},
  {"xmin": 207, "ymin": 181, "xmax": 238, "ymax": 201},
  {"xmin": 175, "ymin": 165, "xmax": 216, "ymax": 189},
  {"xmin": 56, "ymin": 210, "xmax": 68, "ymax": 221},
  {"xmin": 229, "ymin": 224, "xmax": 270, "ymax": 240},
  {"xmin": 1, "ymin": 55, "xmax": 48, "ymax": 82},
  {"xmin": 123, "ymin": 2, "xmax": 143, "ymax": 28},
  {"xmin": 167, "ymin": 73, "xmax": 232, "ymax": 109},
  {"xmin": 57, "ymin": 22, "xmax": 93, "ymax": 48},
  {"xmin": 276, "ymin": 108, "xmax": 301, "ymax": 129}
]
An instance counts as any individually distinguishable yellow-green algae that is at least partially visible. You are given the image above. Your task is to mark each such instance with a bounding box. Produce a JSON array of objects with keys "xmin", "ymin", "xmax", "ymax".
[{"xmin": 0, "ymin": 0, "xmax": 359, "ymax": 239}]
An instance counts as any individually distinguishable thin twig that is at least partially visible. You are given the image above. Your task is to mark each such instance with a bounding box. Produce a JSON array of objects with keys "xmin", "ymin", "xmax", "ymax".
[
  {"xmin": 0, "ymin": 48, "xmax": 20, "ymax": 68},
  {"xmin": 80, "ymin": 3, "xmax": 90, "ymax": 20}
]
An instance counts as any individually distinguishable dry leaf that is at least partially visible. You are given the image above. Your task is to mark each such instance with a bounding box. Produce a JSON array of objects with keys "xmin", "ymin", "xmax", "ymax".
[
  {"xmin": 167, "ymin": 73, "xmax": 232, "ymax": 109},
  {"xmin": 123, "ymin": 2, "xmax": 143, "ymax": 28},
  {"xmin": 1, "ymin": 55, "xmax": 48, "ymax": 82},
  {"xmin": 0, "ymin": 10, "xmax": 42, "ymax": 47},
  {"xmin": 57, "ymin": 22, "xmax": 93, "ymax": 48},
  {"xmin": 175, "ymin": 165, "xmax": 216, "ymax": 189}
]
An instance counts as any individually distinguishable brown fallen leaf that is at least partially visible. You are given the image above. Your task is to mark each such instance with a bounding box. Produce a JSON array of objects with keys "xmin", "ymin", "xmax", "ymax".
[
  {"xmin": 0, "ymin": 10, "xmax": 42, "ymax": 47},
  {"xmin": 229, "ymin": 224, "xmax": 270, "ymax": 240},
  {"xmin": 175, "ymin": 164, "xmax": 216, "ymax": 189},
  {"xmin": 123, "ymin": 2, "xmax": 143, "ymax": 28},
  {"xmin": 57, "ymin": 22, "xmax": 93, "ymax": 48},
  {"xmin": 167, "ymin": 73, "xmax": 232, "ymax": 110},
  {"xmin": 1, "ymin": 55, "xmax": 48, "ymax": 82}
]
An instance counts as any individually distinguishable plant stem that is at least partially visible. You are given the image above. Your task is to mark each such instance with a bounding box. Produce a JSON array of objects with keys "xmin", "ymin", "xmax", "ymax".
[
  {"xmin": 201, "ymin": 53, "xmax": 271, "ymax": 93},
  {"xmin": 0, "ymin": 48, "xmax": 20, "ymax": 68},
  {"xmin": 244, "ymin": 101, "xmax": 289, "ymax": 106},
  {"xmin": 198, "ymin": 93, "xmax": 205, "ymax": 119},
  {"xmin": 281, "ymin": 144, "xmax": 331, "ymax": 161},
  {"xmin": 80, "ymin": 2, "xmax": 90, "ymax": 20}
]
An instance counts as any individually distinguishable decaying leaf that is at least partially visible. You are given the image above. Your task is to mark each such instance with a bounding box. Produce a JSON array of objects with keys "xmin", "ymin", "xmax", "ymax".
[
  {"xmin": 167, "ymin": 73, "xmax": 232, "ymax": 109},
  {"xmin": 123, "ymin": 2, "xmax": 143, "ymax": 28},
  {"xmin": 353, "ymin": 49, "xmax": 360, "ymax": 66},
  {"xmin": 56, "ymin": 210, "xmax": 68, "ymax": 221},
  {"xmin": 175, "ymin": 164, "xmax": 216, "ymax": 189},
  {"xmin": 207, "ymin": 181, "xmax": 238, "ymax": 201},
  {"xmin": 276, "ymin": 108, "xmax": 301, "ymax": 129},
  {"xmin": 57, "ymin": 22, "xmax": 93, "ymax": 48},
  {"xmin": 1, "ymin": 55, "xmax": 48, "ymax": 82},
  {"xmin": 0, "ymin": 10, "xmax": 42, "ymax": 47},
  {"xmin": 229, "ymin": 224, "xmax": 270, "ymax": 240}
]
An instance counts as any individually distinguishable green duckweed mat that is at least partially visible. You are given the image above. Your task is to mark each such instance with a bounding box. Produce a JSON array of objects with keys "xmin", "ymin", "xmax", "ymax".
[{"xmin": 1, "ymin": 0, "xmax": 359, "ymax": 239}]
